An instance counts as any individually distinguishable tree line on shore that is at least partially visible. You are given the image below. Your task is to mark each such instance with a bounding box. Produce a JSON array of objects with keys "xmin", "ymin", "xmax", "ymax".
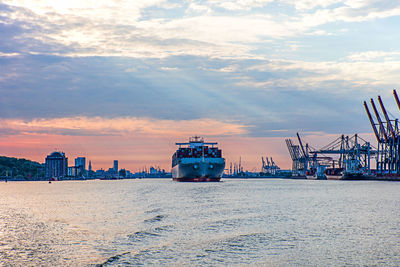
[{"xmin": 0, "ymin": 156, "xmax": 44, "ymax": 179}]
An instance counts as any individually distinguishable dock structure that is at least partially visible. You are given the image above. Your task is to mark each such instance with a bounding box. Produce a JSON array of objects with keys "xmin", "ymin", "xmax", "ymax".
[
  {"xmin": 286, "ymin": 89, "xmax": 400, "ymax": 180},
  {"xmin": 364, "ymin": 90, "xmax": 400, "ymax": 175},
  {"xmin": 286, "ymin": 133, "xmax": 374, "ymax": 178},
  {"xmin": 311, "ymin": 134, "xmax": 374, "ymax": 174}
]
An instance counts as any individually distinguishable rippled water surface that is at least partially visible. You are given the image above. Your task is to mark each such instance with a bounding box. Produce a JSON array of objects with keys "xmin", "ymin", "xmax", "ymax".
[{"xmin": 0, "ymin": 179, "xmax": 399, "ymax": 266}]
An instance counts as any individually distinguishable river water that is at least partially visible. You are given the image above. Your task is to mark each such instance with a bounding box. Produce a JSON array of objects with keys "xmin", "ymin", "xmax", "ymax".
[{"xmin": 0, "ymin": 179, "xmax": 399, "ymax": 266}]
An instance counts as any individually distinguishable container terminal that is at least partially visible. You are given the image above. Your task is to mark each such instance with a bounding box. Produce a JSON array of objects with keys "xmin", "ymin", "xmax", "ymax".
[{"xmin": 286, "ymin": 89, "xmax": 400, "ymax": 181}]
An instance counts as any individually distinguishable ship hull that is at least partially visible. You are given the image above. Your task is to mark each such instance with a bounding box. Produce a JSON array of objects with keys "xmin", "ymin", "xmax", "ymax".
[
  {"xmin": 341, "ymin": 172, "xmax": 367, "ymax": 180},
  {"xmin": 291, "ymin": 175, "xmax": 306, "ymax": 179},
  {"xmin": 325, "ymin": 168, "xmax": 344, "ymax": 180},
  {"xmin": 306, "ymin": 174, "xmax": 318, "ymax": 180},
  {"xmin": 326, "ymin": 175, "xmax": 343, "ymax": 180},
  {"xmin": 306, "ymin": 175, "xmax": 326, "ymax": 180},
  {"xmin": 326, "ymin": 173, "xmax": 375, "ymax": 180},
  {"xmin": 172, "ymin": 158, "xmax": 225, "ymax": 182},
  {"xmin": 369, "ymin": 174, "xmax": 400, "ymax": 181}
]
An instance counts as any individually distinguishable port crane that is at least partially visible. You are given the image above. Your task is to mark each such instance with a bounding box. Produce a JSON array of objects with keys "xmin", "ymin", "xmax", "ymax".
[
  {"xmin": 286, "ymin": 133, "xmax": 373, "ymax": 178},
  {"xmin": 310, "ymin": 134, "xmax": 374, "ymax": 176},
  {"xmin": 286, "ymin": 133, "xmax": 329, "ymax": 177},
  {"xmin": 261, "ymin": 156, "xmax": 280, "ymax": 175},
  {"xmin": 364, "ymin": 90, "xmax": 400, "ymax": 174},
  {"xmin": 285, "ymin": 137, "xmax": 307, "ymax": 176},
  {"xmin": 286, "ymin": 89, "xmax": 400, "ymax": 179}
]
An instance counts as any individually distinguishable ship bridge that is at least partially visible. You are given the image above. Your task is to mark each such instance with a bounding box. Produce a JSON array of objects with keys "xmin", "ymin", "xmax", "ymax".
[{"xmin": 176, "ymin": 136, "xmax": 218, "ymax": 148}]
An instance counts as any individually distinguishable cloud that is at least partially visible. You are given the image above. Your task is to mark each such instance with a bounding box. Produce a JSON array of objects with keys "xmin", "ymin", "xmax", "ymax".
[
  {"xmin": 1, "ymin": 52, "xmax": 394, "ymax": 138},
  {"xmin": 242, "ymin": 53, "xmax": 400, "ymax": 91},
  {"xmin": 211, "ymin": 0, "xmax": 274, "ymax": 11},
  {"xmin": 0, "ymin": 116, "xmax": 247, "ymax": 137},
  {"xmin": 282, "ymin": 0, "xmax": 342, "ymax": 11},
  {"xmin": 347, "ymin": 51, "xmax": 400, "ymax": 61},
  {"xmin": 1, "ymin": 0, "xmax": 400, "ymax": 143},
  {"xmin": 187, "ymin": 3, "xmax": 212, "ymax": 14},
  {"xmin": 160, "ymin": 66, "xmax": 179, "ymax": 71},
  {"xmin": 297, "ymin": 0, "xmax": 400, "ymax": 28},
  {"xmin": 2, "ymin": 0, "xmax": 400, "ymax": 60},
  {"xmin": 0, "ymin": 52, "xmax": 20, "ymax": 57},
  {"xmin": 2, "ymin": 0, "xmax": 165, "ymax": 20}
]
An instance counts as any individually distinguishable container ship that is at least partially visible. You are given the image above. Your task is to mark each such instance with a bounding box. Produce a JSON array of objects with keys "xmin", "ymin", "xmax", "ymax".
[{"xmin": 172, "ymin": 136, "xmax": 225, "ymax": 182}]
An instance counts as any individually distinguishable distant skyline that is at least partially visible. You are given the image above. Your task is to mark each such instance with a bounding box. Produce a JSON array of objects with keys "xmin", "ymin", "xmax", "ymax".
[{"xmin": 1, "ymin": 1, "xmax": 400, "ymax": 170}]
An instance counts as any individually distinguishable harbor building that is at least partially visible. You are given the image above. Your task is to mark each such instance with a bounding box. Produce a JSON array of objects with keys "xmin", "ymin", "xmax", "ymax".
[{"xmin": 45, "ymin": 151, "xmax": 68, "ymax": 178}]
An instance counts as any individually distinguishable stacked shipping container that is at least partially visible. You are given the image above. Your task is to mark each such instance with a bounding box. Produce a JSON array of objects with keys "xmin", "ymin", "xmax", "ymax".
[
  {"xmin": 172, "ymin": 146, "xmax": 222, "ymax": 167},
  {"xmin": 175, "ymin": 146, "xmax": 222, "ymax": 158}
]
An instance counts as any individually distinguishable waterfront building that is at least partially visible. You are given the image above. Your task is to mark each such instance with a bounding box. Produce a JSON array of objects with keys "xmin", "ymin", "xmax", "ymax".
[
  {"xmin": 67, "ymin": 166, "xmax": 79, "ymax": 177},
  {"xmin": 45, "ymin": 151, "xmax": 68, "ymax": 178},
  {"xmin": 113, "ymin": 160, "xmax": 118, "ymax": 173},
  {"xmin": 95, "ymin": 169, "xmax": 105, "ymax": 178},
  {"xmin": 75, "ymin": 157, "xmax": 86, "ymax": 171},
  {"xmin": 106, "ymin": 167, "xmax": 118, "ymax": 178},
  {"xmin": 88, "ymin": 160, "xmax": 92, "ymax": 172}
]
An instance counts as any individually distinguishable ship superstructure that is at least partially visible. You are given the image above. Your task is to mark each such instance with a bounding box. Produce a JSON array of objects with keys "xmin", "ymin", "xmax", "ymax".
[{"xmin": 172, "ymin": 136, "xmax": 225, "ymax": 182}]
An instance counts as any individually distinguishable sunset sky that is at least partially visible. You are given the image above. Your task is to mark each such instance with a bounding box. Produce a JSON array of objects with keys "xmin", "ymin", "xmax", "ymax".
[{"xmin": 1, "ymin": 0, "xmax": 400, "ymax": 171}]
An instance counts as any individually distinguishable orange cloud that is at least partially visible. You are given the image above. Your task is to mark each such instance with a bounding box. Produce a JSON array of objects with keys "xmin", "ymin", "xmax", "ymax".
[{"xmin": 0, "ymin": 116, "xmax": 247, "ymax": 137}]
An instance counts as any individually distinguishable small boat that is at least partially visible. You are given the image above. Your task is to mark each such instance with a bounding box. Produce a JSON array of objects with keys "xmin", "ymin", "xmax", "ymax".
[
  {"xmin": 324, "ymin": 168, "xmax": 344, "ymax": 180},
  {"xmin": 306, "ymin": 168, "xmax": 318, "ymax": 179}
]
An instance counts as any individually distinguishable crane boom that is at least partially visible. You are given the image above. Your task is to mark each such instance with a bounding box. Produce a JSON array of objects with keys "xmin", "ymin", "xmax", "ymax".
[
  {"xmin": 378, "ymin": 95, "xmax": 396, "ymax": 139},
  {"xmin": 394, "ymin": 89, "xmax": 400, "ymax": 111},
  {"xmin": 285, "ymin": 139, "xmax": 295, "ymax": 160},
  {"xmin": 371, "ymin": 98, "xmax": 389, "ymax": 142},
  {"xmin": 364, "ymin": 101, "xmax": 380, "ymax": 142},
  {"xmin": 296, "ymin": 132, "xmax": 307, "ymax": 158}
]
